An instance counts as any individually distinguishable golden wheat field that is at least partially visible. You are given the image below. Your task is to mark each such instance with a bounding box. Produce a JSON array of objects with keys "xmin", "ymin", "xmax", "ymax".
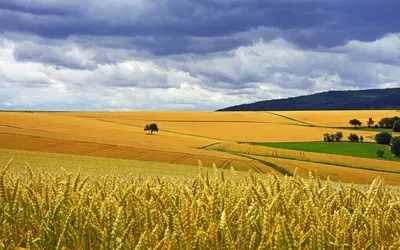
[
  {"xmin": 1, "ymin": 160, "xmax": 400, "ymax": 249},
  {"xmin": 275, "ymin": 110, "xmax": 400, "ymax": 127},
  {"xmin": 1, "ymin": 110, "xmax": 400, "ymax": 249},
  {"xmin": 0, "ymin": 110, "xmax": 399, "ymax": 183},
  {"xmin": 210, "ymin": 143, "xmax": 400, "ymax": 175}
]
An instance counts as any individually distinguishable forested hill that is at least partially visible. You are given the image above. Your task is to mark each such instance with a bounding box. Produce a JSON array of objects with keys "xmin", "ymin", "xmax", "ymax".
[{"xmin": 218, "ymin": 88, "xmax": 400, "ymax": 111}]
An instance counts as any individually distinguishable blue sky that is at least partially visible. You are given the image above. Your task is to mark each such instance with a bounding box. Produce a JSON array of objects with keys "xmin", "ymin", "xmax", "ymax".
[{"xmin": 0, "ymin": 0, "xmax": 399, "ymax": 110}]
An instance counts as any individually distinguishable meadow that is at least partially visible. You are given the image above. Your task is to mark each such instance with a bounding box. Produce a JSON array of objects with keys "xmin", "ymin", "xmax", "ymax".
[
  {"xmin": 252, "ymin": 141, "xmax": 399, "ymax": 161},
  {"xmin": 1, "ymin": 110, "xmax": 400, "ymax": 248}
]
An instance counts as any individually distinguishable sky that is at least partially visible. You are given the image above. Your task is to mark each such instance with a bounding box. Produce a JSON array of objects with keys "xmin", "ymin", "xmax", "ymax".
[{"xmin": 0, "ymin": 0, "xmax": 399, "ymax": 111}]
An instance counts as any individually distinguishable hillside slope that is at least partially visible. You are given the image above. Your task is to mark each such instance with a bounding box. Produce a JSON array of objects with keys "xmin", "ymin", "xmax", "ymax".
[{"xmin": 219, "ymin": 88, "xmax": 400, "ymax": 111}]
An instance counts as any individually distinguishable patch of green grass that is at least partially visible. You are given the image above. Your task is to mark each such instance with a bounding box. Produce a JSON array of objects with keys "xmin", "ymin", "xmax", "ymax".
[{"xmin": 251, "ymin": 141, "xmax": 399, "ymax": 161}]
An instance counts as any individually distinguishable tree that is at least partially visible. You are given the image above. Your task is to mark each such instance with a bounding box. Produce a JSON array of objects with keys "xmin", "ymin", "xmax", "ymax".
[
  {"xmin": 379, "ymin": 116, "xmax": 400, "ymax": 128},
  {"xmin": 144, "ymin": 123, "xmax": 159, "ymax": 134},
  {"xmin": 335, "ymin": 132, "xmax": 343, "ymax": 142},
  {"xmin": 391, "ymin": 137, "xmax": 400, "ymax": 157},
  {"xmin": 323, "ymin": 133, "xmax": 331, "ymax": 142},
  {"xmin": 376, "ymin": 149, "xmax": 385, "ymax": 158},
  {"xmin": 348, "ymin": 133, "xmax": 359, "ymax": 142},
  {"xmin": 393, "ymin": 121, "xmax": 400, "ymax": 132},
  {"xmin": 367, "ymin": 118, "xmax": 374, "ymax": 128},
  {"xmin": 360, "ymin": 136, "xmax": 364, "ymax": 143},
  {"xmin": 323, "ymin": 132, "xmax": 342, "ymax": 142},
  {"xmin": 375, "ymin": 132, "xmax": 392, "ymax": 145},
  {"xmin": 349, "ymin": 119, "xmax": 362, "ymax": 128}
]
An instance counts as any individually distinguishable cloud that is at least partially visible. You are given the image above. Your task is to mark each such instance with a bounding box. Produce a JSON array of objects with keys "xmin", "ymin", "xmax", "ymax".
[
  {"xmin": 1, "ymin": 31, "xmax": 400, "ymax": 111},
  {"xmin": 1, "ymin": 0, "xmax": 400, "ymax": 110},
  {"xmin": 1, "ymin": 0, "xmax": 400, "ymax": 55}
]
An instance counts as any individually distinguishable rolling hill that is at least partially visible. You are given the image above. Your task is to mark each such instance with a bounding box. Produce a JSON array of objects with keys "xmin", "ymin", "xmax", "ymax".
[{"xmin": 218, "ymin": 87, "xmax": 400, "ymax": 111}]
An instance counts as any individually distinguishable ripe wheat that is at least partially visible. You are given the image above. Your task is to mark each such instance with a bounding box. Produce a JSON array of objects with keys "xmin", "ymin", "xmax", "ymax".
[{"xmin": 1, "ymin": 159, "xmax": 400, "ymax": 249}]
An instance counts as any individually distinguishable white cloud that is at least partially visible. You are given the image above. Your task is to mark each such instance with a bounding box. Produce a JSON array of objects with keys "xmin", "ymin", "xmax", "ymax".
[{"xmin": 0, "ymin": 32, "xmax": 400, "ymax": 110}]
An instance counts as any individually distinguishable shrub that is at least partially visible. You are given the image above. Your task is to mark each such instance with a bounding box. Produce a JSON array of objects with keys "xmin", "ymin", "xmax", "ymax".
[
  {"xmin": 374, "ymin": 124, "xmax": 379, "ymax": 129},
  {"xmin": 335, "ymin": 132, "xmax": 343, "ymax": 142},
  {"xmin": 375, "ymin": 132, "xmax": 392, "ymax": 145},
  {"xmin": 376, "ymin": 149, "xmax": 385, "ymax": 158},
  {"xmin": 324, "ymin": 132, "xmax": 343, "ymax": 142},
  {"xmin": 348, "ymin": 133, "xmax": 359, "ymax": 142},
  {"xmin": 393, "ymin": 121, "xmax": 400, "ymax": 132},
  {"xmin": 360, "ymin": 136, "xmax": 364, "ymax": 143},
  {"xmin": 391, "ymin": 136, "xmax": 400, "ymax": 156}
]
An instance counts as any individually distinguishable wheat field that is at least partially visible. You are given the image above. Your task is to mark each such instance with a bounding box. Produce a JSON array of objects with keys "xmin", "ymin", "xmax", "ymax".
[
  {"xmin": 210, "ymin": 143, "xmax": 400, "ymax": 175},
  {"xmin": 1, "ymin": 160, "xmax": 400, "ymax": 249},
  {"xmin": 0, "ymin": 111, "xmax": 399, "ymax": 183},
  {"xmin": 275, "ymin": 110, "xmax": 400, "ymax": 127}
]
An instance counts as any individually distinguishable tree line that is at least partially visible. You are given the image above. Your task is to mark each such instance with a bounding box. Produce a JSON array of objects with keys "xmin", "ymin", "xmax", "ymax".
[{"xmin": 349, "ymin": 116, "xmax": 400, "ymax": 132}]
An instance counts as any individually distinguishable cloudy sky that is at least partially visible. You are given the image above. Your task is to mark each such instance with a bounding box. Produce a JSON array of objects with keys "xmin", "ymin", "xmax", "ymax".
[{"xmin": 1, "ymin": 0, "xmax": 399, "ymax": 111}]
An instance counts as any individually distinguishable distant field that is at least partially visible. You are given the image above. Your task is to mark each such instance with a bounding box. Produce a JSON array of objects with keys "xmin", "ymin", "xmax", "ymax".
[
  {"xmin": 253, "ymin": 141, "xmax": 399, "ymax": 161},
  {"xmin": 209, "ymin": 142, "xmax": 400, "ymax": 177},
  {"xmin": 1, "ymin": 110, "xmax": 400, "ymax": 183},
  {"xmin": 275, "ymin": 110, "xmax": 400, "ymax": 127}
]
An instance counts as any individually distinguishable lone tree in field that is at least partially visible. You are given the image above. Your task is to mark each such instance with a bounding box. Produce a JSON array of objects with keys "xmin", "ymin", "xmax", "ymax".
[
  {"xmin": 349, "ymin": 119, "xmax": 362, "ymax": 128},
  {"xmin": 144, "ymin": 123, "xmax": 159, "ymax": 134},
  {"xmin": 367, "ymin": 118, "xmax": 374, "ymax": 128},
  {"xmin": 375, "ymin": 132, "xmax": 392, "ymax": 145}
]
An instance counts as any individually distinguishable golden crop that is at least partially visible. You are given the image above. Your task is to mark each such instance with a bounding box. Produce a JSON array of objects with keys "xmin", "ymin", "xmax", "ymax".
[
  {"xmin": 210, "ymin": 143, "xmax": 400, "ymax": 185},
  {"xmin": 275, "ymin": 110, "xmax": 400, "ymax": 127},
  {"xmin": 1, "ymin": 160, "xmax": 400, "ymax": 249}
]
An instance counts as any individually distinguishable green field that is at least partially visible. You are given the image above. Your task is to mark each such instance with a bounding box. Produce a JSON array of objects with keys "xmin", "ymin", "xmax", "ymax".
[{"xmin": 252, "ymin": 141, "xmax": 399, "ymax": 161}]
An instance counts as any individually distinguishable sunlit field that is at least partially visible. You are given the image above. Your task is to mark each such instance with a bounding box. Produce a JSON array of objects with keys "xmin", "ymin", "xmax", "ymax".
[
  {"xmin": 275, "ymin": 110, "xmax": 400, "ymax": 127},
  {"xmin": 0, "ymin": 110, "xmax": 399, "ymax": 183},
  {"xmin": 1, "ymin": 110, "xmax": 400, "ymax": 249}
]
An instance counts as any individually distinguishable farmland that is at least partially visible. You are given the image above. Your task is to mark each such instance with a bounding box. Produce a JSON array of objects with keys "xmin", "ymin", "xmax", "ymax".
[
  {"xmin": 1, "ymin": 110, "xmax": 400, "ymax": 183},
  {"xmin": 2, "ymin": 110, "xmax": 400, "ymax": 249}
]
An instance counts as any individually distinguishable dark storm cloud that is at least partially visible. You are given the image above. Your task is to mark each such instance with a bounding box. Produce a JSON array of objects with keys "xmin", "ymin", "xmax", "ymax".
[
  {"xmin": 1, "ymin": 0, "xmax": 399, "ymax": 55},
  {"xmin": 1, "ymin": 0, "xmax": 400, "ymax": 111}
]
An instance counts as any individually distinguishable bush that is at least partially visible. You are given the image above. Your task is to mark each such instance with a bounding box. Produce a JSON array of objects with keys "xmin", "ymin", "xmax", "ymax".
[
  {"xmin": 348, "ymin": 133, "xmax": 359, "ymax": 142},
  {"xmin": 360, "ymin": 136, "xmax": 364, "ymax": 143},
  {"xmin": 376, "ymin": 149, "xmax": 385, "ymax": 158},
  {"xmin": 375, "ymin": 132, "xmax": 392, "ymax": 145},
  {"xmin": 391, "ymin": 137, "xmax": 400, "ymax": 156},
  {"xmin": 393, "ymin": 121, "xmax": 400, "ymax": 132},
  {"xmin": 335, "ymin": 132, "xmax": 343, "ymax": 142},
  {"xmin": 374, "ymin": 124, "xmax": 379, "ymax": 129},
  {"xmin": 324, "ymin": 132, "xmax": 343, "ymax": 142},
  {"xmin": 323, "ymin": 133, "xmax": 332, "ymax": 142}
]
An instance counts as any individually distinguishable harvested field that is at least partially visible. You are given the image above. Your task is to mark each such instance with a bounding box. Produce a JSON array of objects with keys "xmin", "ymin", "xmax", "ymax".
[
  {"xmin": 246, "ymin": 154, "xmax": 400, "ymax": 185},
  {"xmin": 0, "ymin": 132, "xmax": 273, "ymax": 173},
  {"xmin": 1, "ymin": 110, "xmax": 400, "ymax": 183},
  {"xmin": 275, "ymin": 110, "xmax": 400, "ymax": 127},
  {"xmin": 211, "ymin": 142, "xmax": 400, "ymax": 174}
]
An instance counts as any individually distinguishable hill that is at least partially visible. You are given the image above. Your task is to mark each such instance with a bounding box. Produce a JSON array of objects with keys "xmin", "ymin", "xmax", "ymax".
[{"xmin": 218, "ymin": 88, "xmax": 400, "ymax": 111}]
